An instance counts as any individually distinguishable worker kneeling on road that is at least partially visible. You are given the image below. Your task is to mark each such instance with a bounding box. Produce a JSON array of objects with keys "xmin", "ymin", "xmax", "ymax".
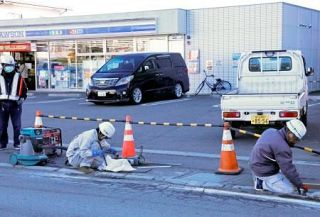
[
  {"xmin": 66, "ymin": 122, "xmax": 118, "ymax": 174},
  {"xmin": 249, "ymin": 119, "xmax": 308, "ymax": 194}
]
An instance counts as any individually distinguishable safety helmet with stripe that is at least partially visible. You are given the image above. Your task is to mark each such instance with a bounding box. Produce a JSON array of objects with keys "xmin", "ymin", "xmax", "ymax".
[
  {"xmin": 286, "ymin": 119, "xmax": 306, "ymax": 140},
  {"xmin": 99, "ymin": 122, "xmax": 115, "ymax": 138}
]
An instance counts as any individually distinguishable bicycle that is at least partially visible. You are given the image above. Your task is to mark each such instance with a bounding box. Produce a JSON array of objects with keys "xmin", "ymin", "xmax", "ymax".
[{"xmin": 194, "ymin": 70, "xmax": 232, "ymax": 96}]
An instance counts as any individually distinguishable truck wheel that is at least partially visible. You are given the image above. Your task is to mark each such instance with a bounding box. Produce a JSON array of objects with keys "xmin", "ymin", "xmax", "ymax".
[
  {"xmin": 230, "ymin": 122, "xmax": 240, "ymax": 139},
  {"xmin": 301, "ymin": 111, "xmax": 307, "ymax": 127}
]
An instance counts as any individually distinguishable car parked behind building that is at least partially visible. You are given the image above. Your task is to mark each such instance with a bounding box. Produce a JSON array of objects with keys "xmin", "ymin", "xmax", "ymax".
[{"xmin": 86, "ymin": 52, "xmax": 189, "ymax": 104}]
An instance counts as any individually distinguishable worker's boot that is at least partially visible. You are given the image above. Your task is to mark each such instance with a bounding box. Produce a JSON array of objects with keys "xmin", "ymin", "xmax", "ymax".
[
  {"xmin": 254, "ymin": 177, "xmax": 264, "ymax": 191},
  {"xmin": 79, "ymin": 166, "xmax": 94, "ymax": 174}
]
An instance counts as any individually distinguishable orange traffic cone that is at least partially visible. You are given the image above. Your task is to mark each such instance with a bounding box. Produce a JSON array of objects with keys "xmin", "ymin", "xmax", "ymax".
[
  {"xmin": 34, "ymin": 110, "xmax": 43, "ymax": 128},
  {"xmin": 122, "ymin": 115, "xmax": 137, "ymax": 158},
  {"xmin": 216, "ymin": 122, "xmax": 243, "ymax": 175}
]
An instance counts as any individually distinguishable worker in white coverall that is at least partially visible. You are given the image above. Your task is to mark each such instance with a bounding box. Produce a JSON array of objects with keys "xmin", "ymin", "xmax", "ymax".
[{"xmin": 66, "ymin": 122, "xmax": 118, "ymax": 173}]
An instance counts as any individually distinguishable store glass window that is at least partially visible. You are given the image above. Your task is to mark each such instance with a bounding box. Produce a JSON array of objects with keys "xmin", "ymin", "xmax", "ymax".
[
  {"xmin": 106, "ymin": 38, "xmax": 133, "ymax": 53},
  {"xmin": 77, "ymin": 40, "xmax": 103, "ymax": 54},
  {"xmin": 49, "ymin": 40, "xmax": 76, "ymax": 89},
  {"xmin": 136, "ymin": 38, "xmax": 149, "ymax": 52},
  {"xmin": 36, "ymin": 42, "xmax": 49, "ymax": 89},
  {"xmin": 77, "ymin": 55, "xmax": 106, "ymax": 88}
]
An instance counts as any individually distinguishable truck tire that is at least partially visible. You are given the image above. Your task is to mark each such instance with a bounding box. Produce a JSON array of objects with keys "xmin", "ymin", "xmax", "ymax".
[
  {"xmin": 230, "ymin": 122, "xmax": 241, "ymax": 139},
  {"xmin": 300, "ymin": 111, "xmax": 307, "ymax": 127}
]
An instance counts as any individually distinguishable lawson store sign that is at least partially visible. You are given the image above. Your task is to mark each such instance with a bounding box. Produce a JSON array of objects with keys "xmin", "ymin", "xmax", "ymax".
[{"xmin": 0, "ymin": 24, "xmax": 156, "ymax": 40}]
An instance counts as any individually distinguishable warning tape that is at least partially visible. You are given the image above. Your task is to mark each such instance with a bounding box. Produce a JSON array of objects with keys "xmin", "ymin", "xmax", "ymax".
[
  {"xmin": 230, "ymin": 127, "xmax": 320, "ymax": 156},
  {"xmin": 230, "ymin": 127, "xmax": 261, "ymax": 138},
  {"xmin": 41, "ymin": 114, "xmax": 222, "ymax": 128}
]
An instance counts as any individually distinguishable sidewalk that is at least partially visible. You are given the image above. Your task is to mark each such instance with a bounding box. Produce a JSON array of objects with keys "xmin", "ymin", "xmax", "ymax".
[{"xmin": 1, "ymin": 147, "xmax": 320, "ymax": 203}]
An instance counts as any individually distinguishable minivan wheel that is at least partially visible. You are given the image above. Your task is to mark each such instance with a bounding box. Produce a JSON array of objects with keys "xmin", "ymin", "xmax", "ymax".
[
  {"xmin": 173, "ymin": 83, "xmax": 183, "ymax": 98},
  {"xmin": 131, "ymin": 87, "xmax": 143, "ymax": 104}
]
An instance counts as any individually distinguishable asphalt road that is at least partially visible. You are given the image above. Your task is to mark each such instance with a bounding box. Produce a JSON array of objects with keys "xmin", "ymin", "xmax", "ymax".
[{"xmin": 1, "ymin": 167, "xmax": 319, "ymax": 217}]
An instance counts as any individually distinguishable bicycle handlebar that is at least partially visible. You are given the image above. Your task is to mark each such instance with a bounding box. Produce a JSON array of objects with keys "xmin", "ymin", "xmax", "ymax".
[{"xmin": 203, "ymin": 70, "xmax": 214, "ymax": 78}]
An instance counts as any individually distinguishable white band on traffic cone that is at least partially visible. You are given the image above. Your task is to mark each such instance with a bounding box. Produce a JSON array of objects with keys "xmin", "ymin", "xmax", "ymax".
[
  {"xmin": 221, "ymin": 144, "xmax": 235, "ymax": 151},
  {"xmin": 124, "ymin": 134, "xmax": 134, "ymax": 141},
  {"xmin": 223, "ymin": 130, "xmax": 232, "ymax": 140},
  {"xmin": 125, "ymin": 123, "xmax": 132, "ymax": 130}
]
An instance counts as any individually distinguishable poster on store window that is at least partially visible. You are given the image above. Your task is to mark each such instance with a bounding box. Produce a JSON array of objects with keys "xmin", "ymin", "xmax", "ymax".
[
  {"xmin": 205, "ymin": 60, "xmax": 213, "ymax": 72},
  {"xmin": 187, "ymin": 50, "xmax": 200, "ymax": 74}
]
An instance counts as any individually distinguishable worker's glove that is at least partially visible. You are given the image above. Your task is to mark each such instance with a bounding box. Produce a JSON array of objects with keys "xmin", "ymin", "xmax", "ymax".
[
  {"xmin": 16, "ymin": 98, "xmax": 24, "ymax": 106},
  {"xmin": 297, "ymin": 184, "xmax": 309, "ymax": 195},
  {"xmin": 91, "ymin": 149, "xmax": 107, "ymax": 157},
  {"xmin": 101, "ymin": 147, "xmax": 119, "ymax": 158}
]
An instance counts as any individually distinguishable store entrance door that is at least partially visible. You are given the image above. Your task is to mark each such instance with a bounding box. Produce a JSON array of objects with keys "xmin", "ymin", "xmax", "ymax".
[{"xmin": 13, "ymin": 52, "xmax": 36, "ymax": 90}]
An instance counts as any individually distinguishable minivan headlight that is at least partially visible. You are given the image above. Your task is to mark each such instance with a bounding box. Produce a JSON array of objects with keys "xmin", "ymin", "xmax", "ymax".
[{"xmin": 115, "ymin": 75, "xmax": 134, "ymax": 86}]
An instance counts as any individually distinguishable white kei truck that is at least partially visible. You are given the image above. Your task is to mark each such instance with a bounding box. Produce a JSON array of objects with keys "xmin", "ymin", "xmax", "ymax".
[{"xmin": 221, "ymin": 50, "xmax": 314, "ymax": 137}]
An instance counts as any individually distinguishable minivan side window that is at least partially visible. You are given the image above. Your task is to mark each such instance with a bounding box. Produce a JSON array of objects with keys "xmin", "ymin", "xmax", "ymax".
[
  {"xmin": 171, "ymin": 54, "xmax": 186, "ymax": 67},
  {"xmin": 142, "ymin": 59, "xmax": 156, "ymax": 72},
  {"xmin": 155, "ymin": 56, "xmax": 172, "ymax": 69}
]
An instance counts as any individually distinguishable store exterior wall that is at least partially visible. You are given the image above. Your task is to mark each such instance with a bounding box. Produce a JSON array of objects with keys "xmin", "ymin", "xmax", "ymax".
[
  {"xmin": 282, "ymin": 3, "xmax": 320, "ymax": 92},
  {"xmin": 187, "ymin": 3, "xmax": 282, "ymax": 93}
]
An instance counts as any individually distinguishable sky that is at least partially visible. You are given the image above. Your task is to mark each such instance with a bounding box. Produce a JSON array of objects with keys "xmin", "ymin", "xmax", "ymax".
[{"xmin": 26, "ymin": 0, "xmax": 320, "ymax": 15}]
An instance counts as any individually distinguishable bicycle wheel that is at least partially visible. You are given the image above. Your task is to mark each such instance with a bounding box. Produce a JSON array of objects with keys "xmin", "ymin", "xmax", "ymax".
[
  {"xmin": 194, "ymin": 80, "xmax": 205, "ymax": 96},
  {"xmin": 216, "ymin": 80, "xmax": 232, "ymax": 95}
]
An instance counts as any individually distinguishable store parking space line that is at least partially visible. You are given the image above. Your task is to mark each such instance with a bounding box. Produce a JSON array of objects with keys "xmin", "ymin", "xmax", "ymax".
[
  {"xmin": 79, "ymin": 102, "xmax": 92, "ymax": 105},
  {"xmin": 141, "ymin": 98, "xmax": 191, "ymax": 106},
  {"xmin": 309, "ymin": 102, "xmax": 320, "ymax": 107},
  {"xmin": 25, "ymin": 98, "xmax": 81, "ymax": 104}
]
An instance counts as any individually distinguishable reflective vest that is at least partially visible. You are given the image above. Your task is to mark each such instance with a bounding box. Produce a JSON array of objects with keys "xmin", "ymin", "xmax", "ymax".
[{"xmin": 0, "ymin": 72, "xmax": 22, "ymax": 101}]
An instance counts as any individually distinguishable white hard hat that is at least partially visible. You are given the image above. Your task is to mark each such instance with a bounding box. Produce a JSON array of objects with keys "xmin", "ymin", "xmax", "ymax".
[
  {"xmin": 0, "ymin": 54, "xmax": 15, "ymax": 65},
  {"xmin": 99, "ymin": 122, "xmax": 115, "ymax": 138},
  {"xmin": 286, "ymin": 119, "xmax": 306, "ymax": 139}
]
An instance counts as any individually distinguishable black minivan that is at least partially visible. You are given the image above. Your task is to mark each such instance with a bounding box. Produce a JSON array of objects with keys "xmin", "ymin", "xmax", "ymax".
[{"xmin": 86, "ymin": 52, "xmax": 189, "ymax": 104}]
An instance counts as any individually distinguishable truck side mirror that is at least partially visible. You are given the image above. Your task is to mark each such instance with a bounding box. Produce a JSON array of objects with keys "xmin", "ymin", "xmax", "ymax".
[{"xmin": 305, "ymin": 67, "xmax": 314, "ymax": 76}]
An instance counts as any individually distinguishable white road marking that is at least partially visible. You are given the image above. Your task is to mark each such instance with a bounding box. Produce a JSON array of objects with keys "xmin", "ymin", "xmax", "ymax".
[
  {"xmin": 309, "ymin": 102, "xmax": 320, "ymax": 107},
  {"xmin": 107, "ymin": 146, "xmax": 320, "ymax": 167},
  {"xmin": 212, "ymin": 104, "xmax": 220, "ymax": 108},
  {"xmin": 141, "ymin": 98, "xmax": 191, "ymax": 106},
  {"xmin": 178, "ymin": 186, "xmax": 320, "ymax": 209},
  {"xmin": 78, "ymin": 102, "xmax": 92, "ymax": 105},
  {"xmin": 25, "ymin": 98, "xmax": 81, "ymax": 104}
]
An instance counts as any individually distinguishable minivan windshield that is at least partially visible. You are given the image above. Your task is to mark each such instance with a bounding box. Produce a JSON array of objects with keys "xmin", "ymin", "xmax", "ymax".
[{"xmin": 96, "ymin": 55, "xmax": 145, "ymax": 73}]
